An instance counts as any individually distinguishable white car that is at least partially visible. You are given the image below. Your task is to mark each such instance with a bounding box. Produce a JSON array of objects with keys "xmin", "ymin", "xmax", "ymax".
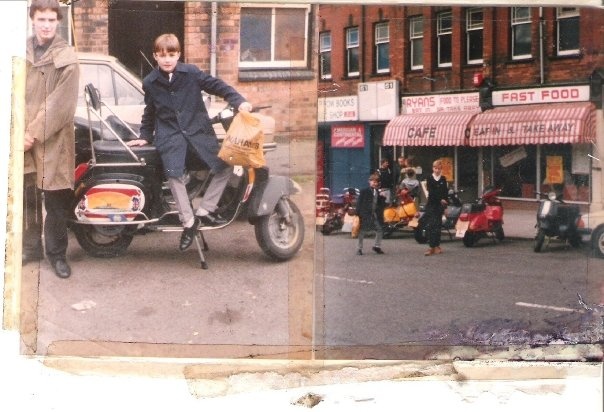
[
  {"xmin": 75, "ymin": 52, "xmax": 275, "ymax": 163},
  {"xmin": 579, "ymin": 209, "xmax": 604, "ymax": 258}
]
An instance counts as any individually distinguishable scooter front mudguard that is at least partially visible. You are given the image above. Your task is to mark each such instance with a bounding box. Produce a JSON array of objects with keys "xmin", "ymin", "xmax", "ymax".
[{"xmin": 247, "ymin": 175, "xmax": 300, "ymax": 219}]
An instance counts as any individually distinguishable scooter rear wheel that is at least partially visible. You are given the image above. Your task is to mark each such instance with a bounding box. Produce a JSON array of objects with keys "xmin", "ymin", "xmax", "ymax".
[
  {"xmin": 72, "ymin": 224, "xmax": 134, "ymax": 258},
  {"xmin": 255, "ymin": 198, "xmax": 305, "ymax": 261},
  {"xmin": 462, "ymin": 232, "xmax": 477, "ymax": 247}
]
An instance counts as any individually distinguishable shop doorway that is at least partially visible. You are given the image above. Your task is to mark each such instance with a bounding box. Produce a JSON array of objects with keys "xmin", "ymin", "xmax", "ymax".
[{"xmin": 456, "ymin": 147, "xmax": 479, "ymax": 201}]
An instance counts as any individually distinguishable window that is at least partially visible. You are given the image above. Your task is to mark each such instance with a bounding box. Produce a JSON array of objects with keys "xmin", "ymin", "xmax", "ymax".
[
  {"xmin": 239, "ymin": 5, "xmax": 310, "ymax": 68},
  {"xmin": 319, "ymin": 31, "xmax": 332, "ymax": 79},
  {"xmin": 78, "ymin": 63, "xmax": 144, "ymax": 107},
  {"xmin": 346, "ymin": 27, "xmax": 360, "ymax": 77},
  {"xmin": 409, "ymin": 16, "xmax": 423, "ymax": 70},
  {"xmin": 557, "ymin": 7, "xmax": 580, "ymax": 56},
  {"xmin": 437, "ymin": 12, "xmax": 452, "ymax": 68},
  {"xmin": 511, "ymin": 7, "xmax": 532, "ymax": 59},
  {"xmin": 466, "ymin": 8, "xmax": 484, "ymax": 64},
  {"xmin": 375, "ymin": 22, "xmax": 390, "ymax": 73}
]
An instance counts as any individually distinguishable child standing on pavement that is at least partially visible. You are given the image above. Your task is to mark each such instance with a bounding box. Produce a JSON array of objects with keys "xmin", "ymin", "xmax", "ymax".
[
  {"xmin": 355, "ymin": 173, "xmax": 386, "ymax": 255},
  {"xmin": 127, "ymin": 33, "xmax": 252, "ymax": 252},
  {"xmin": 424, "ymin": 159, "xmax": 449, "ymax": 256}
]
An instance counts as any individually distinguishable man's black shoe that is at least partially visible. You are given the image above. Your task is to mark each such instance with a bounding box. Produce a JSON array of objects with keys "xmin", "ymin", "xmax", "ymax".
[
  {"xmin": 22, "ymin": 248, "xmax": 43, "ymax": 264},
  {"xmin": 357, "ymin": 249, "xmax": 363, "ymax": 255},
  {"xmin": 52, "ymin": 259, "xmax": 71, "ymax": 279},
  {"xmin": 179, "ymin": 218, "xmax": 201, "ymax": 251},
  {"xmin": 198, "ymin": 212, "xmax": 227, "ymax": 227},
  {"xmin": 372, "ymin": 246, "xmax": 384, "ymax": 254}
]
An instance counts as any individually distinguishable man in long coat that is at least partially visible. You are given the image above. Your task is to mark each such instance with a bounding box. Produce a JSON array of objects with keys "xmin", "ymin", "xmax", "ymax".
[{"xmin": 24, "ymin": 0, "xmax": 79, "ymax": 278}]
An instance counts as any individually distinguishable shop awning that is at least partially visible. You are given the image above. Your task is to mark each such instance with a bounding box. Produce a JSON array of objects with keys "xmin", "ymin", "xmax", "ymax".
[
  {"xmin": 467, "ymin": 102, "xmax": 596, "ymax": 146},
  {"xmin": 383, "ymin": 111, "xmax": 480, "ymax": 146}
]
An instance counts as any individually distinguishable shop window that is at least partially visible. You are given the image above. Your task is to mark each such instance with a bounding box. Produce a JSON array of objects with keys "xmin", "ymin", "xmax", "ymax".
[
  {"xmin": 409, "ymin": 16, "xmax": 423, "ymax": 70},
  {"xmin": 375, "ymin": 22, "xmax": 390, "ymax": 74},
  {"xmin": 511, "ymin": 7, "xmax": 532, "ymax": 60},
  {"xmin": 346, "ymin": 26, "xmax": 360, "ymax": 77},
  {"xmin": 437, "ymin": 11, "xmax": 452, "ymax": 68},
  {"xmin": 492, "ymin": 145, "xmax": 537, "ymax": 198},
  {"xmin": 466, "ymin": 8, "xmax": 484, "ymax": 65},
  {"xmin": 319, "ymin": 31, "xmax": 332, "ymax": 80},
  {"xmin": 540, "ymin": 144, "xmax": 590, "ymax": 202},
  {"xmin": 239, "ymin": 5, "xmax": 310, "ymax": 69},
  {"xmin": 556, "ymin": 7, "xmax": 580, "ymax": 56}
]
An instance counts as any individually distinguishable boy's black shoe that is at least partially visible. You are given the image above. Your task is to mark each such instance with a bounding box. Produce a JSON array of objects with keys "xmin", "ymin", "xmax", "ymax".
[
  {"xmin": 357, "ymin": 249, "xmax": 363, "ymax": 255},
  {"xmin": 179, "ymin": 218, "xmax": 200, "ymax": 251},
  {"xmin": 372, "ymin": 246, "xmax": 384, "ymax": 254},
  {"xmin": 199, "ymin": 212, "xmax": 227, "ymax": 226},
  {"xmin": 52, "ymin": 259, "xmax": 72, "ymax": 279}
]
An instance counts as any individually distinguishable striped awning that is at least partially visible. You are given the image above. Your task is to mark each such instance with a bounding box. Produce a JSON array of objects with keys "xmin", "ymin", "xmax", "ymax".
[
  {"xmin": 467, "ymin": 102, "xmax": 596, "ymax": 146},
  {"xmin": 383, "ymin": 111, "xmax": 480, "ymax": 146}
]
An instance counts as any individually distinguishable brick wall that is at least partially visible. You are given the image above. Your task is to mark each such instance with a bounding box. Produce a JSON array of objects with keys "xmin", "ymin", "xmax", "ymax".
[{"xmin": 72, "ymin": 0, "xmax": 108, "ymax": 54}]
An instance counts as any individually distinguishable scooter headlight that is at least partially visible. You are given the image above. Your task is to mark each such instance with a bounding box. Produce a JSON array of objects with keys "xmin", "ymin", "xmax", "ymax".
[{"xmin": 547, "ymin": 192, "xmax": 557, "ymax": 201}]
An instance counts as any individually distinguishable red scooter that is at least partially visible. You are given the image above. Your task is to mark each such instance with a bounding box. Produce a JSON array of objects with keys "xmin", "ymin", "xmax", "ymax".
[
  {"xmin": 455, "ymin": 186, "xmax": 504, "ymax": 247},
  {"xmin": 316, "ymin": 187, "xmax": 359, "ymax": 235}
]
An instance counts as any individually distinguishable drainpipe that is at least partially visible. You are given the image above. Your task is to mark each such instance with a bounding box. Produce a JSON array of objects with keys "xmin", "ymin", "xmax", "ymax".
[
  {"xmin": 361, "ymin": 5, "xmax": 366, "ymax": 83},
  {"xmin": 539, "ymin": 7, "xmax": 544, "ymax": 84},
  {"xmin": 210, "ymin": 2, "xmax": 218, "ymax": 103}
]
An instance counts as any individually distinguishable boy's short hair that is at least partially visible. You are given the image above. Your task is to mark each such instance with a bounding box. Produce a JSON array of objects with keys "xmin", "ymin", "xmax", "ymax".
[
  {"xmin": 154, "ymin": 33, "xmax": 181, "ymax": 54},
  {"xmin": 406, "ymin": 168, "xmax": 416, "ymax": 178},
  {"xmin": 29, "ymin": 0, "xmax": 62, "ymax": 20},
  {"xmin": 369, "ymin": 173, "xmax": 380, "ymax": 182}
]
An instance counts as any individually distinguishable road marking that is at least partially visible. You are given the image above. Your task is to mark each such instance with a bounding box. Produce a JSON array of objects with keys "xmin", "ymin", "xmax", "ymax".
[
  {"xmin": 324, "ymin": 275, "xmax": 374, "ymax": 285},
  {"xmin": 515, "ymin": 302, "xmax": 583, "ymax": 313}
]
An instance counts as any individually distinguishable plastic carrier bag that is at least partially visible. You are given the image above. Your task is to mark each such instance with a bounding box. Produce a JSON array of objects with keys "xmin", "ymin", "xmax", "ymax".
[{"xmin": 218, "ymin": 111, "xmax": 266, "ymax": 168}]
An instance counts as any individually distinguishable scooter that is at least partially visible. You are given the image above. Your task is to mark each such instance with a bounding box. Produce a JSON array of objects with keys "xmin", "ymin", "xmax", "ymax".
[
  {"xmin": 455, "ymin": 186, "xmax": 504, "ymax": 247},
  {"xmin": 382, "ymin": 187, "xmax": 417, "ymax": 238},
  {"xmin": 316, "ymin": 187, "xmax": 360, "ymax": 235},
  {"xmin": 533, "ymin": 190, "xmax": 583, "ymax": 252},
  {"xmin": 411, "ymin": 189, "xmax": 463, "ymax": 244},
  {"xmin": 70, "ymin": 83, "xmax": 305, "ymax": 269}
]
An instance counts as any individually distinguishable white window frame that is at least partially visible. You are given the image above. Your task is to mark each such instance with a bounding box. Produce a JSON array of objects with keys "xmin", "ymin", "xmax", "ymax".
[
  {"xmin": 437, "ymin": 12, "xmax": 452, "ymax": 68},
  {"xmin": 466, "ymin": 8, "xmax": 484, "ymax": 65},
  {"xmin": 409, "ymin": 16, "xmax": 423, "ymax": 70},
  {"xmin": 319, "ymin": 31, "xmax": 332, "ymax": 80},
  {"xmin": 511, "ymin": 7, "xmax": 532, "ymax": 60},
  {"xmin": 239, "ymin": 4, "xmax": 311, "ymax": 69},
  {"xmin": 556, "ymin": 7, "xmax": 580, "ymax": 56},
  {"xmin": 346, "ymin": 26, "xmax": 360, "ymax": 77},
  {"xmin": 375, "ymin": 22, "xmax": 390, "ymax": 74}
]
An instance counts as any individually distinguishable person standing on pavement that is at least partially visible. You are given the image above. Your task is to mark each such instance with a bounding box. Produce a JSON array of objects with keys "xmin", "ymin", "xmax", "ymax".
[
  {"xmin": 376, "ymin": 158, "xmax": 394, "ymax": 204},
  {"xmin": 355, "ymin": 173, "xmax": 386, "ymax": 255},
  {"xmin": 424, "ymin": 159, "xmax": 449, "ymax": 256},
  {"xmin": 127, "ymin": 33, "xmax": 253, "ymax": 252},
  {"xmin": 24, "ymin": 0, "xmax": 80, "ymax": 278}
]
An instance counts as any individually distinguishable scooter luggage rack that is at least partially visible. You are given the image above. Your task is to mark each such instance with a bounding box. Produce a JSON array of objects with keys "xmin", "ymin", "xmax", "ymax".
[{"xmin": 84, "ymin": 83, "xmax": 147, "ymax": 167}]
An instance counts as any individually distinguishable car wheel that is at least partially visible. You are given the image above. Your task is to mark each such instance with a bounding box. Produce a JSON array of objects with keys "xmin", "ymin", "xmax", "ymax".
[{"xmin": 592, "ymin": 226, "xmax": 604, "ymax": 259}]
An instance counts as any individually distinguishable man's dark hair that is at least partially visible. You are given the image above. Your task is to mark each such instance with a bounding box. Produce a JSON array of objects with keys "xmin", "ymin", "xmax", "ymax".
[{"xmin": 29, "ymin": 0, "xmax": 63, "ymax": 21}]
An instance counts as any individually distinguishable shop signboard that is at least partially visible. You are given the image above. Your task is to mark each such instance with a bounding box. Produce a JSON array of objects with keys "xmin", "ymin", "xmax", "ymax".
[
  {"xmin": 401, "ymin": 92, "xmax": 480, "ymax": 114},
  {"xmin": 493, "ymin": 85, "xmax": 590, "ymax": 106},
  {"xmin": 358, "ymin": 80, "xmax": 399, "ymax": 121},
  {"xmin": 331, "ymin": 124, "xmax": 365, "ymax": 148},
  {"xmin": 318, "ymin": 96, "xmax": 358, "ymax": 122}
]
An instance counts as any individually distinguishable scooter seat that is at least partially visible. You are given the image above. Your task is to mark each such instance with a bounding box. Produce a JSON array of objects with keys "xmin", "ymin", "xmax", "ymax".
[{"xmin": 93, "ymin": 140, "xmax": 161, "ymax": 166}]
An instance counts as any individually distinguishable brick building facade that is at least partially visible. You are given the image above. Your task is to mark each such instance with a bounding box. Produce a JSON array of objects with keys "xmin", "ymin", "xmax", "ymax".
[
  {"xmin": 71, "ymin": 0, "xmax": 318, "ymax": 142},
  {"xmin": 317, "ymin": 5, "xmax": 604, "ymax": 210}
]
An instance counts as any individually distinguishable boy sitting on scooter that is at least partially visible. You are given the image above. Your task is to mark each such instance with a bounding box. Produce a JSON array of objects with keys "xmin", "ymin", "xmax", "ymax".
[{"xmin": 127, "ymin": 33, "xmax": 253, "ymax": 251}]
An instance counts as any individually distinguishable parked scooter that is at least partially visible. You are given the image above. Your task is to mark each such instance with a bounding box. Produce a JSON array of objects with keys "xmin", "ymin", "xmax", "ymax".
[
  {"xmin": 411, "ymin": 189, "xmax": 463, "ymax": 244},
  {"xmin": 455, "ymin": 186, "xmax": 504, "ymax": 247},
  {"xmin": 382, "ymin": 187, "xmax": 417, "ymax": 237},
  {"xmin": 70, "ymin": 84, "xmax": 304, "ymax": 268},
  {"xmin": 316, "ymin": 187, "xmax": 360, "ymax": 235},
  {"xmin": 533, "ymin": 190, "xmax": 583, "ymax": 252}
]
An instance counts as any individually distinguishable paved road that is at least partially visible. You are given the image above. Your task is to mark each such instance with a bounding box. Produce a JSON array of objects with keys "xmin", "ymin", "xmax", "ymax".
[{"xmin": 314, "ymin": 229, "xmax": 604, "ymax": 358}]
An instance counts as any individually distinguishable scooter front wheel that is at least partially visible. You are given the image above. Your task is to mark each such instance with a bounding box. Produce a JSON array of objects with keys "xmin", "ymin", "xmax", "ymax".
[
  {"xmin": 72, "ymin": 223, "xmax": 134, "ymax": 258},
  {"xmin": 462, "ymin": 232, "xmax": 477, "ymax": 247},
  {"xmin": 255, "ymin": 198, "xmax": 305, "ymax": 261},
  {"xmin": 414, "ymin": 224, "xmax": 428, "ymax": 244}
]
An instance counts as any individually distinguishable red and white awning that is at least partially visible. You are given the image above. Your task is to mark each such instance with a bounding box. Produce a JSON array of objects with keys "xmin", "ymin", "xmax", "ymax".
[
  {"xmin": 383, "ymin": 111, "xmax": 480, "ymax": 146},
  {"xmin": 467, "ymin": 102, "xmax": 596, "ymax": 146}
]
